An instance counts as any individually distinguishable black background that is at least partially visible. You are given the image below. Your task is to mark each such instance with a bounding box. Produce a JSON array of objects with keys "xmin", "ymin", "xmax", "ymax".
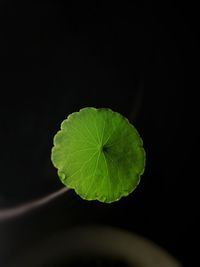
[{"xmin": 0, "ymin": 1, "xmax": 199, "ymax": 266}]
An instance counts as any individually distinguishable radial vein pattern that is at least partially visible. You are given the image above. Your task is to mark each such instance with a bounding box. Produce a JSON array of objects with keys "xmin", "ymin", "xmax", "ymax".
[{"xmin": 51, "ymin": 107, "xmax": 145, "ymax": 203}]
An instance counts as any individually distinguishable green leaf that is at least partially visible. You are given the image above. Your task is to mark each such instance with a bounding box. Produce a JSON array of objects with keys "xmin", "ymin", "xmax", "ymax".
[{"xmin": 51, "ymin": 107, "xmax": 145, "ymax": 203}]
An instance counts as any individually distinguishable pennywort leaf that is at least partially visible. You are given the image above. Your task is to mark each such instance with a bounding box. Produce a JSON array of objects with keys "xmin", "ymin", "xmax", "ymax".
[{"xmin": 51, "ymin": 107, "xmax": 145, "ymax": 203}]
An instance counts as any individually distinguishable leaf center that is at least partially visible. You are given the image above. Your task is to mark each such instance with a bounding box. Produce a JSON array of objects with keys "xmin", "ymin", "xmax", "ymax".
[{"xmin": 102, "ymin": 145, "xmax": 109, "ymax": 153}]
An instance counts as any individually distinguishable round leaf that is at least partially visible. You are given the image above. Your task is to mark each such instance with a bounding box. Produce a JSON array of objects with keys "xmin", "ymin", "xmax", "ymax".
[{"xmin": 51, "ymin": 107, "xmax": 145, "ymax": 203}]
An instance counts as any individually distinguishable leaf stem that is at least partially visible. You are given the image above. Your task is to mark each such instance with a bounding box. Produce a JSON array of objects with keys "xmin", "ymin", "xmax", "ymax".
[{"xmin": 0, "ymin": 187, "xmax": 70, "ymax": 222}]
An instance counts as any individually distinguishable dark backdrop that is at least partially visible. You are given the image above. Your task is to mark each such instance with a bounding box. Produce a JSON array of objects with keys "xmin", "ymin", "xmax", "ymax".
[{"xmin": 0, "ymin": 1, "xmax": 198, "ymax": 266}]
